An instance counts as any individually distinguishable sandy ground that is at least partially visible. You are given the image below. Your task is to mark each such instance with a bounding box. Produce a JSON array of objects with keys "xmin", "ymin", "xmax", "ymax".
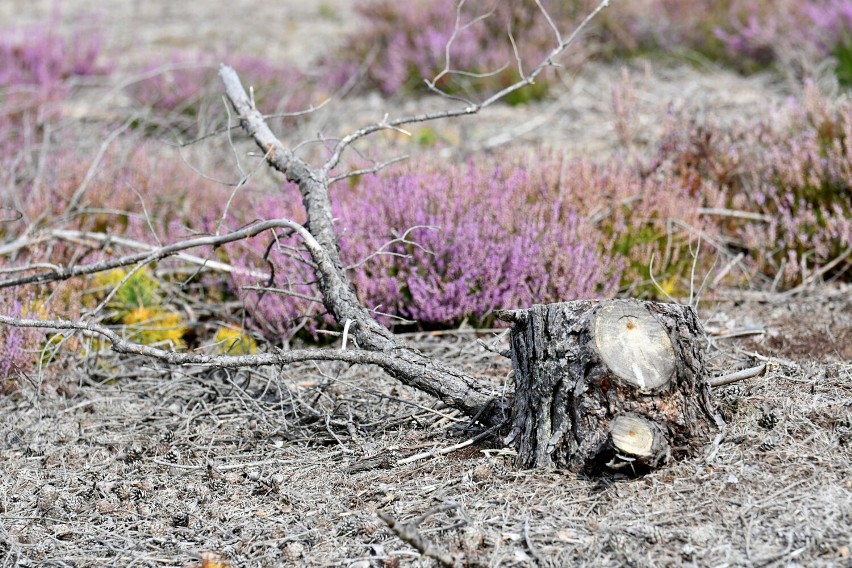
[
  {"xmin": 1, "ymin": 289, "xmax": 850, "ymax": 566},
  {"xmin": 1, "ymin": 1, "xmax": 850, "ymax": 567}
]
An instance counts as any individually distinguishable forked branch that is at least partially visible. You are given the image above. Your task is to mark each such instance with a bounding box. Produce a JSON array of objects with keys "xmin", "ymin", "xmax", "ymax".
[
  {"xmin": 0, "ymin": 0, "xmax": 614, "ymax": 428},
  {"xmin": 321, "ymin": 0, "xmax": 611, "ymax": 172}
]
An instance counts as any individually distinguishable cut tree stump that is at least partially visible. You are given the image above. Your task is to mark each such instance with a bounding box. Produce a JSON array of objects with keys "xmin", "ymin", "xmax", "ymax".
[{"xmin": 496, "ymin": 299, "xmax": 718, "ymax": 473}]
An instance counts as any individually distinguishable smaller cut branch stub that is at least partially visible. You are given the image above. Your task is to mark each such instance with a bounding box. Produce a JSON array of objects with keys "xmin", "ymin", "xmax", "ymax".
[{"xmin": 499, "ymin": 299, "xmax": 718, "ymax": 473}]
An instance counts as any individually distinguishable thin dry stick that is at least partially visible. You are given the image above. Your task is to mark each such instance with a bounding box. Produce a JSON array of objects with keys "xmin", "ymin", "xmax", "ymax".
[
  {"xmin": 0, "ymin": 220, "xmax": 307, "ymax": 289},
  {"xmin": 648, "ymin": 253, "xmax": 677, "ymax": 304},
  {"xmin": 377, "ymin": 506, "xmax": 459, "ymax": 568},
  {"xmin": 343, "ymin": 224, "xmax": 437, "ymax": 271},
  {"xmin": 711, "ymin": 328, "xmax": 765, "ymax": 340},
  {"xmin": 697, "ymin": 207, "xmax": 772, "ymax": 223},
  {"xmin": 711, "ymin": 252, "xmax": 745, "ymax": 288},
  {"xmin": 397, "ymin": 423, "xmax": 503, "ymax": 465},
  {"xmin": 707, "ymin": 364, "xmax": 766, "ymax": 388},
  {"xmin": 328, "ymin": 155, "xmax": 410, "ymax": 184},
  {"xmin": 173, "ymin": 97, "xmax": 331, "ymax": 148},
  {"xmin": 90, "ymin": 258, "xmax": 155, "ymax": 317},
  {"xmin": 0, "ymin": 313, "xmax": 426, "ymax": 371}
]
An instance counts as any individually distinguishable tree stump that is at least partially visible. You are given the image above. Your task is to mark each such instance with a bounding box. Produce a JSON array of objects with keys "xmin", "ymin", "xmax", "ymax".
[{"xmin": 496, "ymin": 299, "xmax": 718, "ymax": 473}]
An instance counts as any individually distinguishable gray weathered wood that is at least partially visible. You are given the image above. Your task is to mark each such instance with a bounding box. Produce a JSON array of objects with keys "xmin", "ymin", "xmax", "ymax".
[{"xmin": 497, "ymin": 299, "xmax": 717, "ymax": 472}]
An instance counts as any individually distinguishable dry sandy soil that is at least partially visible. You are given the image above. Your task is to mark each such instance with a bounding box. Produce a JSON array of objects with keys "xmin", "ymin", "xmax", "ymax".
[{"xmin": 1, "ymin": 1, "xmax": 851, "ymax": 567}]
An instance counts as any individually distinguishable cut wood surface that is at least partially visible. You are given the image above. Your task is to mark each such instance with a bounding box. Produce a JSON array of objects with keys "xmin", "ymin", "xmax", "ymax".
[{"xmin": 593, "ymin": 301, "xmax": 676, "ymax": 392}]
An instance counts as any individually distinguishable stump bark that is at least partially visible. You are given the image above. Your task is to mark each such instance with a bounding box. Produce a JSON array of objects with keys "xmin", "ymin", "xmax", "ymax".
[{"xmin": 497, "ymin": 299, "xmax": 718, "ymax": 473}]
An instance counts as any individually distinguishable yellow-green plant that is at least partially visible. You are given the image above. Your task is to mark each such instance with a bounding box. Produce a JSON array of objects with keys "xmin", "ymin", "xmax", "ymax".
[
  {"xmin": 214, "ymin": 326, "xmax": 257, "ymax": 355},
  {"xmin": 94, "ymin": 267, "xmax": 187, "ymax": 347}
]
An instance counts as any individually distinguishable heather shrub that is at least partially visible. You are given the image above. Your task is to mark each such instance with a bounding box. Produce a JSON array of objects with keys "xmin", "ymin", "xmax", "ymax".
[
  {"xmin": 0, "ymin": 134, "xmax": 257, "ymax": 354},
  {"xmin": 0, "ymin": 14, "xmax": 108, "ymax": 165},
  {"xmin": 327, "ymin": 0, "xmax": 852, "ymax": 99},
  {"xmin": 0, "ymin": 291, "xmax": 47, "ymax": 377},
  {"xmin": 0, "ymin": 131, "xmax": 249, "ymax": 245},
  {"xmin": 341, "ymin": 162, "xmax": 620, "ymax": 324},
  {"xmin": 0, "ymin": 15, "xmax": 106, "ymax": 99},
  {"xmin": 613, "ymin": 0, "xmax": 852, "ymax": 76},
  {"xmin": 653, "ymin": 86, "xmax": 852, "ymax": 287},
  {"xmin": 325, "ymin": 0, "xmax": 588, "ymax": 101},
  {"xmin": 229, "ymin": 158, "xmax": 665, "ymax": 337}
]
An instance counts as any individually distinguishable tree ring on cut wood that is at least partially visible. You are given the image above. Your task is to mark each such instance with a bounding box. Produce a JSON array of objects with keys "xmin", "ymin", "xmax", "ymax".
[
  {"xmin": 609, "ymin": 413, "xmax": 669, "ymax": 459},
  {"xmin": 592, "ymin": 302, "xmax": 676, "ymax": 392}
]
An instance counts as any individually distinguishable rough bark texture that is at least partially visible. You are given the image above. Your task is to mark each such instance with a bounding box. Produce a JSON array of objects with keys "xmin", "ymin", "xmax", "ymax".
[{"xmin": 498, "ymin": 299, "xmax": 718, "ymax": 473}]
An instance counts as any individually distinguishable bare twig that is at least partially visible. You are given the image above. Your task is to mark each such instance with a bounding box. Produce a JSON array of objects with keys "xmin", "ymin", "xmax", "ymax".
[
  {"xmin": 343, "ymin": 225, "xmax": 436, "ymax": 271},
  {"xmin": 321, "ymin": 0, "xmax": 612, "ymax": 173},
  {"xmin": 697, "ymin": 207, "xmax": 772, "ymax": 223},
  {"xmin": 377, "ymin": 505, "xmax": 461, "ymax": 567},
  {"xmin": 0, "ymin": 220, "xmax": 304, "ymax": 289},
  {"xmin": 710, "ymin": 328, "xmax": 766, "ymax": 340},
  {"xmin": 239, "ymin": 285, "xmax": 324, "ymax": 305},
  {"xmin": 707, "ymin": 364, "xmax": 766, "ymax": 388},
  {"xmin": 397, "ymin": 422, "xmax": 503, "ymax": 465},
  {"xmin": 648, "ymin": 253, "xmax": 677, "ymax": 304},
  {"xmin": 91, "ymin": 258, "xmax": 155, "ymax": 317},
  {"xmin": 710, "ymin": 252, "xmax": 745, "ymax": 288},
  {"xmin": 0, "ymin": 312, "xmax": 445, "ymax": 371},
  {"xmin": 328, "ymin": 155, "xmax": 410, "ymax": 184}
]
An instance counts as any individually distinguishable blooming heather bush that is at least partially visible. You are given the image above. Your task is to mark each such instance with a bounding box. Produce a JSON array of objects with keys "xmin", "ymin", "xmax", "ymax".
[
  {"xmin": 0, "ymin": 291, "xmax": 47, "ymax": 377},
  {"xmin": 610, "ymin": 0, "xmax": 852, "ymax": 76},
  {"xmin": 0, "ymin": 14, "xmax": 108, "ymax": 193},
  {"xmin": 325, "ymin": 0, "xmax": 588, "ymax": 101},
  {"xmin": 341, "ymin": 163, "xmax": 618, "ymax": 324},
  {"xmin": 0, "ymin": 129, "xmax": 253, "ymax": 244},
  {"xmin": 327, "ymin": 0, "xmax": 852, "ymax": 99},
  {"xmin": 652, "ymin": 86, "xmax": 852, "ymax": 287},
  {"xmin": 0, "ymin": 132, "xmax": 261, "ymax": 351},
  {"xmin": 229, "ymin": 158, "xmax": 659, "ymax": 337},
  {"xmin": 0, "ymin": 16, "xmax": 106, "ymax": 96}
]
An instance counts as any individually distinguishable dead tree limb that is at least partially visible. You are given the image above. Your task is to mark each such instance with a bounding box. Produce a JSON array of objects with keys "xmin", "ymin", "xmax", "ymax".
[
  {"xmin": 209, "ymin": 1, "xmax": 613, "ymax": 427},
  {"xmin": 0, "ymin": 221, "xmax": 302, "ymax": 289},
  {"xmin": 219, "ymin": 67, "xmax": 504, "ymax": 422}
]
